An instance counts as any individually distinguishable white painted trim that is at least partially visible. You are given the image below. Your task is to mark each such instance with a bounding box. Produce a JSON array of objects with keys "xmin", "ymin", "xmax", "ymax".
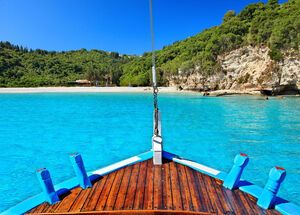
[
  {"xmin": 173, "ymin": 158, "xmax": 221, "ymax": 176},
  {"xmin": 91, "ymin": 153, "xmax": 149, "ymax": 176}
]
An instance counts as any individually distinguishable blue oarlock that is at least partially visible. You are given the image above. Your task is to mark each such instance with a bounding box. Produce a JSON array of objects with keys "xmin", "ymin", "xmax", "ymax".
[
  {"xmin": 36, "ymin": 168, "xmax": 60, "ymax": 204},
  {"xmin": 223, "ymin": 153, "xmax": 249, "ymax": 190},
  {"xmin": 257, "ymin": 166, "xmax": 286, "ymax": 209},
  {"xmin": 70, "ymin": 153, "xmax": 92, "ymax": 189}
]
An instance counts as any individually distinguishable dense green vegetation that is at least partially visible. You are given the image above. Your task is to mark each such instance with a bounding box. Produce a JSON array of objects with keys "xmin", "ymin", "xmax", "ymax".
[
  {"xmin": 0, "ymin": 42, "xmax": 131, "ymax": 87},
  {"xmin": 0, "ymin": 0, "xmax": 299, "ymax": 87},
  {"xmin": 121, "ymin": 0, "xmax": 300, "ymax": 86}
]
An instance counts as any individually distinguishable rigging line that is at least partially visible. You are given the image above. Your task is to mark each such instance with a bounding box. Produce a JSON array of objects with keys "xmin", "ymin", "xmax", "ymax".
[
  {"xmin": 149, "ymin": 0, "xmax": 156, "ymax": 87},
  {"xmin": 149, "ymin": 0, "xmax": 159, "ymax": 136}
]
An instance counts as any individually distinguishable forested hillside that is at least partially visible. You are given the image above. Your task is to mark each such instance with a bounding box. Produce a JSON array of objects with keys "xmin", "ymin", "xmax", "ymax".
[
  {"xmin": 0, "ymin": 42, "xmax": 131, "ymax": 87},
  {"xmin": 120, "ymin": 0, "xmax": 299, "ymax": 86},
  {"xmin": 0, "ymin": 0, "xmax": 299, "ymax": 87}
]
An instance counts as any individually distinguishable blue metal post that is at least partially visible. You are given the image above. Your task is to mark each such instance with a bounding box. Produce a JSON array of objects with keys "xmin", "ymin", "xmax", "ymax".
[
  {"xmin": 36, "ymin": 168, "xmax": 59, "ymax": 204},
  {"xmin": 223, "ymin": 153, "xmax": 249, "ymax": 190},
  {"xmin": 257, "ymin": 166, "xmax": 286, "ymax": 209},
  {"xmin": 70, "ymin": 153, "xmax": 92, "ymax": 189}
]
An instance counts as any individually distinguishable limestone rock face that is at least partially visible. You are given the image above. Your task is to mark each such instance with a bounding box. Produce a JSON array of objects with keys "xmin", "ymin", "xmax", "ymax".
[
  {"xmin": 279, "ymin": 52, "xmax": 300, "ymax": 88},
  {"xmin": 168, "ymin": 46, "xmax": 300, "ymax": 94}
]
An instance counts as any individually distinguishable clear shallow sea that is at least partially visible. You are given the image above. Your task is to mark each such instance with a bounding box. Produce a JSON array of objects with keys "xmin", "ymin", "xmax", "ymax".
[{"xmin": 0, "ymin": 93, "xmax": 299, "ymax": 212}]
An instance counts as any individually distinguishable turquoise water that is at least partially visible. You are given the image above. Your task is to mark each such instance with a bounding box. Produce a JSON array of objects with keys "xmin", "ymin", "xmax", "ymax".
[{"xmin": 0, "ymin": 93, "xmax": 299, "ymax": 212}]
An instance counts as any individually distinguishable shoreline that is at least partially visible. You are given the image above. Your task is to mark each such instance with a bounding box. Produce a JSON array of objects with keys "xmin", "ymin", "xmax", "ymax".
[
  {"xmin": 0, "ymin": 87, "xmax": 298, "ymax": 97},
  {"xmin": 0, "ymin": 86, "xmax": 185, "ymax": 94}
]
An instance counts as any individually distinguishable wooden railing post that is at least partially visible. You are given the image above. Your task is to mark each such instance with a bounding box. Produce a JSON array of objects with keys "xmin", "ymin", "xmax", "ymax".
[
  {"xmin": 223, "ymin": 153, "xmax": 249, "ymax": 190},
  {"xmin": 257, "ymin": 166, "xmax": 286, "ymax": 209},
  {"xmin": 36, "ymin": 168, "xmax": 59, "ymax": 204},
  {"xmin": 70, "ymin": 153, "xmax": 92, "ymax": 189}
]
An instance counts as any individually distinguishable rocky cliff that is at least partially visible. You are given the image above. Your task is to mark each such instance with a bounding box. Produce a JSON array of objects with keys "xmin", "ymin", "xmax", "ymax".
[{"xmin": 169, "ymin": 46, "xmax": 300, "ymax": 95}]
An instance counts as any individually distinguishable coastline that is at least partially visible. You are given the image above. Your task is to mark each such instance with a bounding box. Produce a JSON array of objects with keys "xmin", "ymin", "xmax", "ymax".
[
  {"xmin": 0, "ymin": 87, "xmax": 298, "ymax": 97},
  {"xmin": 0, "ymin": 86, "xmax": 185, "ymax": 94},
  {"xmin": 207, "ymin": 89, "xmax": 262, "ymax": 96}
]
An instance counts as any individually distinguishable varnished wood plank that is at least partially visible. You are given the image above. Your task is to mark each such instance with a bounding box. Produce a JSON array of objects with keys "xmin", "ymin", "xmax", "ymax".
[
  {"xmin": 176, "ymin": 164, "xmax": 193, "ymax": 211},
  {"xmin": 26, "ymin": 160, "xmax": 281, "ymax": 215},
  {"xmin": 29, "ymin": 209, "xmax": 216, "ymax": 214},
  {"xmin": 40, "ymin": 201, "xmax": 60, "ymax": 213},
  {"xmin": 27, "ymin": 204, "xmax": 40, "ymax": 213},
  {"xmin": 113, "ymin": 165, "xmax": 133, "ymax": 210},
  {"xmin": 208, "ymin": 177, "xmax": 232, "ymax": 213},
  {"xmin": 29, "ymin": 203, "xmax": 48, "ymax": 213},
  {"xmin": 266, "ymin": 208, "xmax": 282, "ymax": 215},
  {"xmin": 243, "ymin": 193, "xmax": 281, "ymax": 215},
  {"xmin": 123, "ymin": 162, "xmax": 141, "ymax": 209},
  {"xmin": 82, "ymin": 176, "xmax": 108, "ymax": 211},
  {"xmin": 27, "ymin": 205, "xmax": 38, "ymax": 213},
  {"xmin": 143, "ymin": 160, "xmax": 154, "ymax": 210},
  {"xmin": 133, "ymin": 160, "xmax": 148, "ymax": 210},
  {"xmin": 169, "ymin": 162, "xmax": 183, "ymax": 211},
  {"xmin": 123, "ymin": 162, "xmax": 141, "ymax": 210},
  {"xmin": 95, "ymin": 172, "xmax": 117, "ymax": 211},
  {"xmin": 104, "ymin": 168, "xmax": 125, "ymax": 210},
  {"xmin": 222, "ymin": 189, "xmax": 247, "ymax": 214},
  {"xmin": 194, "ymin": 171, "xmax": 215, "ymax": 213},
  {"xmin": 190, "ymin": 170, "xmax": 212, "ymax": 213},
  {"xmin": 236, "ymin": 191, "xmax": 260, "ymax": 214},
  {"xmin": 205, "ymin": 174, "xmax": 228, "ymax": 213},
  {"xmin": 240, "ymin": 191, "xmax": 259, "ymax": 214},
  {"xmin": 69, "ymin": 188, "xmax": 92, "ymax": 212},
  {"xmin": 195, "ymin": 173, "xmax": 221, "ymax": 213},
  {"xmin": 184, "ymin": 166, "xmax": 202, "ymax": 212},
  {"xmin": 162, "ymin": 162, "xmax": 173, "ymax": 210},
  {"xmin": 153, "ymin": 165, "xmax": 163, "ymax": 210},
  {"xmin": 53, "ymin": 187, "xmax": 82, "ymax": 213}
]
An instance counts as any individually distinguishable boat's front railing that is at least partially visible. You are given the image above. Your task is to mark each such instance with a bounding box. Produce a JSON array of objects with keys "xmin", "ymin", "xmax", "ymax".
[
  {"xmin": 163, "ymin": 151, "xmax": 300, "ymax": 215},
  {"xmin": 1, "ymin": 150, "xmax": 300, "ymax": 215}
]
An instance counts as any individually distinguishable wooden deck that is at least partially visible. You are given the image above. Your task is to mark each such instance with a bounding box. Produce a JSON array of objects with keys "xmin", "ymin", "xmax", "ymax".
[{"xmin": 27, "ymin": 159, "xmax": 281, "ymax": 215}]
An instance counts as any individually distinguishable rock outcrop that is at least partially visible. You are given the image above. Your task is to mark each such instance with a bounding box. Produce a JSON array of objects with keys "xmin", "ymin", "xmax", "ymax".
[{"xmin": 168, "ymin": 46, "xmax": 300, "ymax": 95}]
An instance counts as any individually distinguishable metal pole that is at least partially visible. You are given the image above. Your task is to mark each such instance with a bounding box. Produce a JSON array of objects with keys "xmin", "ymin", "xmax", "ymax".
[
  {"xmin": 149, "ymin": 0, "xmax": 162, "ymax": 165},
  {"xmin": 149, "ymin": 0, "xmax": 157, "ymax": 88},
  {"xmin": 149, "ymin": 0, "xmax": 159, "ymax": 137}
]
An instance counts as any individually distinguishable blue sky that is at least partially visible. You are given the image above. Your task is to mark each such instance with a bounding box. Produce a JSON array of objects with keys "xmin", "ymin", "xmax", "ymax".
[{"xmin": 0, "ymin": 0, "xmax": 286, "ymax": 55}]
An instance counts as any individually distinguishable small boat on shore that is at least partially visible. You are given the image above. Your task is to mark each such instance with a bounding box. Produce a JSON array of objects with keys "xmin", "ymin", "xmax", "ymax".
[{"xmin": 2, "ymin": 1, "xmax": 300, "ymax": 215}]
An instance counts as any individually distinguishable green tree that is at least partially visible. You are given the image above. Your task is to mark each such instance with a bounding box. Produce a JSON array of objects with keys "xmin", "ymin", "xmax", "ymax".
[
  {"xmin": 0, "ymin": 0, "xmax": 298, "ymax": 87},
  {"xmin": 223, "ymin": 10, "xmax": 236, "ymax": 22}
]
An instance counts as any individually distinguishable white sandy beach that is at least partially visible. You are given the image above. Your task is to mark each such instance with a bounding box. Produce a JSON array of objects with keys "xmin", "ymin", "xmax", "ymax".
[
  {"xmin": 0, "ymin": 87, "xmax": 274, "ymax": 96},
  {"xmin": 0, "ymin": 86, "xmax": 187, "ymax": 94},
  {"xmin": 1, "ymin": 87, "xmax": 287, "ymax": 96}
]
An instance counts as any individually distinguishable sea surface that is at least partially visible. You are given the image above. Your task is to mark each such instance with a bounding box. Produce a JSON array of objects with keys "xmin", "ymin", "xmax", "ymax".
[{"xmin": 0, "ymin": 93, "xmax": 299, "ymax": 212}]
